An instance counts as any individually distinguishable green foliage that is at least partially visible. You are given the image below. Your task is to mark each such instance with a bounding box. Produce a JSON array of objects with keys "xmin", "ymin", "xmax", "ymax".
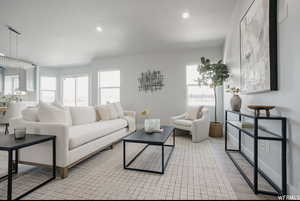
[
  {"xmin": 197, "ymin": 57, "xmax": 230, "ymax": 122},
  {"xmin": 198, "ymin": 57, "xmax": 230, "ymax": 88}
]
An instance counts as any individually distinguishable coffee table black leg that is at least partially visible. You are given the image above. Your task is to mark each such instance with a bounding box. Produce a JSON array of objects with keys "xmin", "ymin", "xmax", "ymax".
[{"xmin": 7, "ymin": 150, "xmax": 13, "ymax": 200}]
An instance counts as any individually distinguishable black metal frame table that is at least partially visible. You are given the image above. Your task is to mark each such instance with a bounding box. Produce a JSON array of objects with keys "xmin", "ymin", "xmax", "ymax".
[
  {"xmin": 0, "ymin": 134, "xmax": 56, "ymax": 200},
  {"xmin": 225, "ymin": 110, "xmax": 287, "ymax": 196},
  {"xmin": 123, "ymin": 126, "xmax": 175, "ymax": 174}
]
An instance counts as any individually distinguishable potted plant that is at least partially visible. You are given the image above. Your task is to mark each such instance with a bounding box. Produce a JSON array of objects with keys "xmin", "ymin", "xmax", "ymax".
[{"xmin": 197, "ymin": 57, "xmax": 230, "ymax": 137}]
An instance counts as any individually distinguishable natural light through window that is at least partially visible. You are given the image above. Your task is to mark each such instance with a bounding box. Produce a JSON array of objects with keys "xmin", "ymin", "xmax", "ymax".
[
  {"xmin": 4, "ymin": 75, "xmax": 19, "ymax": 95},
  {"xmin": 98, "ymin": 71, "xmax": 120, "ymax": 105},
  {"xmin": 186, "ymin": 65, "xmax": 214, "ymax": 106},
  {"xmin": 63, "ymin": 76, "xmax": 89, "ymax": 106},
  {"xmin": 40, "ymin": 76, "xmax": 56, "ymax": 103}
]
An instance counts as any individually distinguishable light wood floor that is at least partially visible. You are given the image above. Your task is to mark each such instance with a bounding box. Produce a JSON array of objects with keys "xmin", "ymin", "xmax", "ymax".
[{"xmin": 0, "ymin": 126, "xmax": 277, "ymax": 200}]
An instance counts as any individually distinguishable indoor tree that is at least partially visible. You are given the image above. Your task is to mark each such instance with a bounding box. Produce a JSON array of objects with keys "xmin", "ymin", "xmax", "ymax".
[{"xmin": 198, "ymin": 57, "xmax": 230, "ymax": 123}]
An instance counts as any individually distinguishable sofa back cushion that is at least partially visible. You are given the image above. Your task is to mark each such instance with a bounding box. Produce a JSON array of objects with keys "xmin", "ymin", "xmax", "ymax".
[
  {"xmin": 70, "ymin": 106, "xmax": 97, "ymax": 125},
  {"xmin": 38, "ymin": 102, "xmax": 72, "ymax": 125},
  {"xmin": 22, "ymin": 106, "xmax": 39, "ymax": 122}
]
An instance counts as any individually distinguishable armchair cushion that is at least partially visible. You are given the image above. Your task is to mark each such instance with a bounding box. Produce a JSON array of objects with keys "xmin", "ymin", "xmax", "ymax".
[{"xmin": 173, "ymin": 119, "xmax": 193, "ymax": 128}]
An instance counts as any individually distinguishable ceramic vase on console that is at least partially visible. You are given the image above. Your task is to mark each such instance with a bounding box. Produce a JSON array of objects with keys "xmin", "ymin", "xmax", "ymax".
[
  {"xmin": 226, "ymin": 86, "xmax": 241, "ymax": 112},
  {"xmin": 230, "ymin": 95, "xmax": 242, "ymax": 112}
]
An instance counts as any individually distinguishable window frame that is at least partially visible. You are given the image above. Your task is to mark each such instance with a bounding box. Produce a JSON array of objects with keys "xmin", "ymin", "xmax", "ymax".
[
  {"xmin": 40, "ymin": 76, "xmax": 57, "ymax": 103},
  {"xmin": 98, "ymin": 70, "xmax": 120, "ymax": 105},
  {"xmin": 186, "ymin": 64, "xmax": 214, "ymax": 106},
  {"xmin": 4, "ymin": 74, "xmax": 19, "ymax": 95},
  {"xmin": 62, "ymin": 74, "xmax": 89, "ymax": 106}
]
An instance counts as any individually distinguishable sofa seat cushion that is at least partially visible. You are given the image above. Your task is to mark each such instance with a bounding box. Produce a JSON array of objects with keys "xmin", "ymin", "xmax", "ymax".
[
  {"xmin": 69, "ymin": 119, "xmax": 128, "ymax": 150},
  {"xmin": 174, "ymin": 119, "xmax": 193, "ymax": 128}
]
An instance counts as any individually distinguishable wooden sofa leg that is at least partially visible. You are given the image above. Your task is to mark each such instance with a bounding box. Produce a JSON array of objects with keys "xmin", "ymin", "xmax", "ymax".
[{"xmin": 60, "ymin": 168, "xmax": 69, "ymax": 179}]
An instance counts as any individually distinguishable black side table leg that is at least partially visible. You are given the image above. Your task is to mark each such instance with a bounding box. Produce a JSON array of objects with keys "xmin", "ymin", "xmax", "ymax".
[
  {"xmin": 52, "ymin": 138, "xmax": 56, "ymax": 179},
  {"xmin": 123, "ymin": 141, "xmax": 126, "ymax": 169},
  {"xmin": 15, "ymin": 150, "xmax": 19, "ymax": 174},
  {"xmin": 173, "ymin": 130, "xmax": 175, "ymax": 146},
  {"xmin": 5, "ymin": 124, "xmax": 9, "ymax": 135},
  {"xmin": 7, "ymin": 150, "xmax": 13, "ymax": 200}
]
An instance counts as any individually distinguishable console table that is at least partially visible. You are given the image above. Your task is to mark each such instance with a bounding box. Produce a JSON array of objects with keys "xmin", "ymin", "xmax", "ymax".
[
  {"xmin": 225, "ymin": 110, "xmax": 287, "ymax": 196},
  {"xmin": 0, "ymin": 134, "xmax": 56, "ymax": 200}
]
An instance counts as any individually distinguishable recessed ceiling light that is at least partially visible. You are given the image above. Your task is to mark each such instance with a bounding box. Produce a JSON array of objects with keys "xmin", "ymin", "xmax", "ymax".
[
  {"xmin": 96, "ymin": 26, "xmax": 103, "ymax": 32},
  {"xmin": 182, "ymin": 12, "xmax": 190, "ymax": 19},
  {"xmin": 0, "ymin": 53, "xmax": 5, "ymax": 56}
]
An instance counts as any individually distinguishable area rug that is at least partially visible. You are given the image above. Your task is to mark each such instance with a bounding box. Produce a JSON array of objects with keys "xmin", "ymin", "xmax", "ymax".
[{"xmin": 0, "ymin": 135, "xmax": 237, "ymax": 200}]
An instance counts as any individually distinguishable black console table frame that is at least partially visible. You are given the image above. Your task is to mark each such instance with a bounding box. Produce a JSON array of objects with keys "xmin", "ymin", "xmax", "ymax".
[{"xmin": 225, "ymin": 110, "xmax": 287, "ymax": 196}]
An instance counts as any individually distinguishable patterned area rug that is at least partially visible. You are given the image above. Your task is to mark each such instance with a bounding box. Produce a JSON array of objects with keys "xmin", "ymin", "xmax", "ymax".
[{"xmin": 0, "ymin": 136, "xmax": 237, "ymax": 200}]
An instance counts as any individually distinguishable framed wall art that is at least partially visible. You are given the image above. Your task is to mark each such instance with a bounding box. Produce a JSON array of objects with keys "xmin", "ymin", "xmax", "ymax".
[
  {"xmin": 138, "ymin": 70, "xmax": 164, "ymax": 92},
  {"xmin": 240, "ymin": 0, "xmax": 278, "ymax": 93}
]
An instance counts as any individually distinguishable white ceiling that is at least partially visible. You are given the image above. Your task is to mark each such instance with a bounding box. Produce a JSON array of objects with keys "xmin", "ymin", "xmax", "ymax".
[{"xmin": 0, "ymin": 0, "xmax": 236, "ymax": 67}]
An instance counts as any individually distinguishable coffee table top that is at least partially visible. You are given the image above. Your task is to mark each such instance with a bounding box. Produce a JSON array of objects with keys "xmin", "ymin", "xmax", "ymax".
[
  {"xmin": 124, "ymin": 125, "xmax": 175, "ymax": 145},
  {"xmin": 0, "ymin": 134, "xmax": 55, "ymax": 151}
]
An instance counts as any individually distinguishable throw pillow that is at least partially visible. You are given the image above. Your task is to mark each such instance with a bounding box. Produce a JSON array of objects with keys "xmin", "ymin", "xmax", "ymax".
[
  {"xmin": 185, "ymin": 106, "xmax": 204, "ymax": 120},
  {"xmin": 96, "ymin": 105, "xmax": 111, "ymax": 120},
  {"xmin": 53, "ymin": 102, "xmax": 73, "ymax": 125},
  {"xmin": 22, "ymin": 107, "xmax": 39, "ymax": 122},
  {"xmin": 107, "ymin": 103, "xmax": 119, "ymax": 119},
  {"xmin": 113, "ymin": 102, "xmax": 124, "ymax": 118},
  {"xmin": 197, "ymin": 106, "xmax": 204, "ymax": 119},
  {"xmin": 38, "ymin": 102, "xmax": 72, "ymax": 125},
  {"xmin": 69, "ymin": 106, "xmax": 96, "ymax": 125}
]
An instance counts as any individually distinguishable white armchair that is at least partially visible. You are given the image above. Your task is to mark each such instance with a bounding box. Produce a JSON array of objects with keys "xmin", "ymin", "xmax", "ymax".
[{"xmin": 171, "ymin": 108, "xmax": 210, "ymax": 143}]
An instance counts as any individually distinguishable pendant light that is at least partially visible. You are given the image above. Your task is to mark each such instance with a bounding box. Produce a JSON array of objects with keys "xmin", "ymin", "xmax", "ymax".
[{"xmin": 7, "ymin": 26, "xmax": 27, "ymax": 96}]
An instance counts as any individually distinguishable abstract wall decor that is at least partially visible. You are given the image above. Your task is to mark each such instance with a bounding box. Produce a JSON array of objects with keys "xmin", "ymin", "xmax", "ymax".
[
  {"xmin": 240, "ymin": 0, "xmax": 278, "ymax": 93},
  {"xmin": 138, "ymin": 70, "xmax": 164, "ymax": 92}
]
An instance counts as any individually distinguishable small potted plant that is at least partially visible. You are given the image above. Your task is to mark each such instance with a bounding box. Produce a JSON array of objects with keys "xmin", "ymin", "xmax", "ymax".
[
  {"xmin": 226, "ymin": 86, "xmax": 241, "ymax": 112},
  {"xmin": 197, "ymin": 57, "xmax": 230, "ymax": 137}
]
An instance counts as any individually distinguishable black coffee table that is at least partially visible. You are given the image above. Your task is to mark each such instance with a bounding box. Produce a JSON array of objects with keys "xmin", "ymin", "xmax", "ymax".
[
  {"xmin": 123, "ymin": 125, "xmax": 175, "ymax": 174},
  {"xmin": 0, "ymin": 134, "xmax": 56, "ymax": 200}
]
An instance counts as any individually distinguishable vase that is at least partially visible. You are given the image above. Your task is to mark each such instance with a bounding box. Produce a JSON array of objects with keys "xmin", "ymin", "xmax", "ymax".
[
  {"xmin": 230, "ymin": 95, "xmax": 242, "ymax": 112},
  {"xmin": 144, "ymin": 119, "xmax": 160, "ymax": 133}
]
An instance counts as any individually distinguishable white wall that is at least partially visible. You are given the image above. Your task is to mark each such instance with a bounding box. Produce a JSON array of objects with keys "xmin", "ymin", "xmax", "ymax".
[
  {"xmin": 223, "ymin": 0, "xmax": 300, "ymax": 194},
  {"xmin": 44, "ymin": 46, "xmax": 223, "ymax": 127}
]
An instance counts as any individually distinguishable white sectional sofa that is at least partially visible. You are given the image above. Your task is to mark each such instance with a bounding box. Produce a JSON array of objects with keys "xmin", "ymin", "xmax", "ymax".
[{"xmin": 10, "ymin": 104, "xmax": 136, "ymax": 178}]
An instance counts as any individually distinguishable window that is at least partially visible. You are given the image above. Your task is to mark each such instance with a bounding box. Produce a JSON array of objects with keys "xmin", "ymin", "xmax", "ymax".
[
  {"xmin": 186, "ymin": 65, "xmax": 214, "ymax": 106},
  {"xmin": 63, "ymin": 76, "xmax": 89, "ymax": 106},
  {"xmin": 40, "ymin": 76, "xmax": 56, "ymax": 103},
  {"xmin": 4, "ymin": 75, "xmax": 19, "ymax": 95},
  {"xmin": 98, "ymin": 71, "xmax": 120, "ymax": 105}
]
